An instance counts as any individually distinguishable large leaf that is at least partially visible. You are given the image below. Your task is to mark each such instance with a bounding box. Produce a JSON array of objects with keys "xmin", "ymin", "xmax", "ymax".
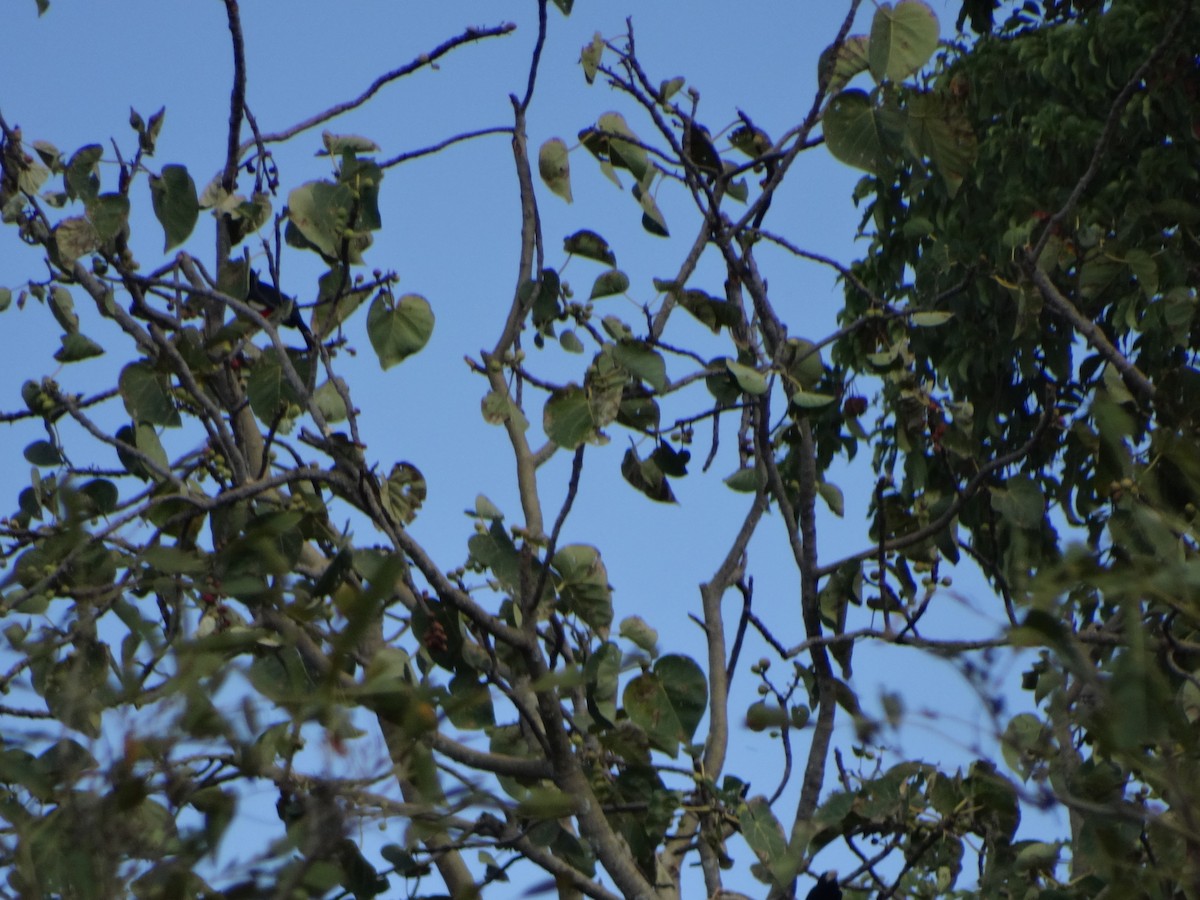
[
  {"xmin": 739, "ymin": 796, "xmax": 798, "ymax": 888},
  {"xmin": 906, "ymin": 91, "xmax": 978, "ymax": 196},
  {"xmin": 286, "ymin": 180, "xmax": 355, "ymax": 260},
  {"xmin": 869, "ymin": 0, "xmax": 940, "ymax": 83},
  {"xmin": 149, "ymin": 164, "xmax": 199, "ymax": 251},
  {"xmin": 551, "ymin": 544, "xmax": 613, "ymax": 633},
  {"xmin": 367, "ymin": 293, "xmax": 434, "ymax": 370},
  {"xmin": 119, "ymin": 361, "xmax": 181, "ymax": 427},
  {"xmin": 544, "ymin": 385, "xmax": 603, "ymax": 449},
  {"xmin": 655, "ymin": 654, "xmax": 706, "ymax": 743},
  {"xmin": 823, "ymin": 90, "xmax": 883, "ymax": 173},
  {"xmin": 86, "ymin": 193, "xmax": 130, "ymax": 242},
  {"xmin": 246, "ymin": 347, "xmax": 310, "ymax": 424},
  {"xmin": 612, "ymin": 341, "xmax": 667, "ymax": 392},
  {"xmin": 822, "ymin": 34, "xmax": 871, "ymax": 96},
  {"xmin": 623, "ymin": 672, "xmax": 684, "ymax": 757}
]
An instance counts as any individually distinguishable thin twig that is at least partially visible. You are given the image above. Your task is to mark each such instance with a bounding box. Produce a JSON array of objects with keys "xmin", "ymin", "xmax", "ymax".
[{"xmin": 240, "ymin": 24, "xmax": 517, "ymax": 155}]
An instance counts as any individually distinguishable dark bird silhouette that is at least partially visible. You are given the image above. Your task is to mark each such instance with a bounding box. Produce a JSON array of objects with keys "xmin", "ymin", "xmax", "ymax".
[
  {"xmin": 806, "ymin": 871, "xmax": 842, "ymax": 900},
  {"xmin": 247, "ymin": 270, "xmax": 312, "ymax": 346}
]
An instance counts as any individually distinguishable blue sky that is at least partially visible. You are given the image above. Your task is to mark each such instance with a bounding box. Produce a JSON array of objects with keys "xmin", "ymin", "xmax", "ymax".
[{"xmin": 0, "ymin": 1, "xmax": 1064, "ymax": 895}]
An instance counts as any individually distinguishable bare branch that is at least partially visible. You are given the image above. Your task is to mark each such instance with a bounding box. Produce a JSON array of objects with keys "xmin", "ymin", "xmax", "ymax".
[{"xmin": 240, "ymin": 23, "xmax": 517, "ymax": 155}]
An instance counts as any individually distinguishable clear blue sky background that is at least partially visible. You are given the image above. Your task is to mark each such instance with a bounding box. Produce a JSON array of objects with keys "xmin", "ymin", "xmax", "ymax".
[{"xmin": 0, "ymin": 1, "xmax": 1063, "ymax": 895}]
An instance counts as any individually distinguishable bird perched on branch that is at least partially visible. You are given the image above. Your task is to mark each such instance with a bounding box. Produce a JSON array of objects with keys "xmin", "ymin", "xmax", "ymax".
[
  {"xmin": 806, "ymin": 871, "xmax": 842, "ymax": 900},
  {"xmin": 247, "ymin": 269, "xmax": 313, "ymax": 346}
]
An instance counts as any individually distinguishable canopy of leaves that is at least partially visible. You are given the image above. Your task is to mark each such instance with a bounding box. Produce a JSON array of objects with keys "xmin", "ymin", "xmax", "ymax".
[{"xmin": 1, "ymin": 0, "xmax": 1199, "ymax": 898}]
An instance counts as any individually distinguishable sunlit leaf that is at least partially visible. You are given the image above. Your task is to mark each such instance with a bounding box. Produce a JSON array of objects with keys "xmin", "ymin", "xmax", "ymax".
[
  {"xmin": 869, "ymin": 0, "xmax": 940, "ymax": 83},
  {"xmin": 538, "ymin": 138, "xmax": 573, "ymax": 203},
  {"xmin": 580, "ymin": 32, "xmax": 603, "ymax": 83}
]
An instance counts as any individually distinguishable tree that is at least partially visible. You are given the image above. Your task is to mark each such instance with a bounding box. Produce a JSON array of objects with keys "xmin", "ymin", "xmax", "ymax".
[{"xmin": 0, "ymin": 0, "xmax": 1197, "ymax": 898}]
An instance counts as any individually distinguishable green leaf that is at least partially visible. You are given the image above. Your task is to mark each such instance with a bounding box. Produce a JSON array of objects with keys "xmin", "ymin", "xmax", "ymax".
[
  {"xmin": 817, "ymin": 480, "xmax": 845, "ymax": 517},
  {"xmin": 119, "ymin": 361, "xmax": 181, "ymax": 427},
  {"xmin": 617, "ymin": 390, "xmax": 659, "ymax": 431},
  {"xmin": 724, "ymin": 466, "xmax": 764, "ymax": 493},
  {"xmin": 725, "ymin": 359, "xmax": 768, "ymax": 395},
  {"xmin": 381, "ymin": 462, "xmax": 426, "ymax": 525},
  {"xmin": 991, "ymin": 475, "xmax": 1044, "ymax": 530},
  {"xmin": 24, "ymin": 440, "xmax": 62, "ymax": 467},
  {"xmin": 655, "ymin": 654, "xmax": 706, "ymax": 743},
  {"xmin": 550, "ymin": 0, "xmax": 573, "ymax": 14},
  {"xmin": 785, "ymin": 337, "xmax": 824, "ymax": 389},
  {"xmin": 246, "ymin": 347, "xmax": 310, "ymax": 423},
  {"xmin": 905, "ymin": 91, "xmax": 977, "ymax": 196},
  {"xmin": 633, "ymin": 180, "xmax": 669, "ymax": 237},
  {"xmin": 286, "ymin": 179, "xmax": 356, "ymax": 261},
  {"xmin": 659, "ymin": 76, "xmax": 685, "ymax": 103},
  {"xmin": 538, "ymin": 138, "xmax": 573, "ymax": 203},
  {"xmin": 0, "ymin": 288, "xmax": 11, "ymax": 312},
  {"xmin": 314, "ymin": 378, "xmax": 349, "ymax": 423},
  {"xmin": 86, "ymin": 192, "xmax": 130, "ymax": 242},
  {"xmin": 367, "ymin": 293, "xmax": 434, "ymax": 370},
  {"xmin": 559, "ymin": 329, "xmax": 584, "ymax": 353},
  {"xmin": 552, "ymin": 545, "xmax": 613, "ymax": 633},
  {"xmin": 739, "ymin": 796, "xmax": 798, "ymax": 887},
  {"xmin": 54, "ymin": 216, "xmax": 99, "ymax": 263},
  {"xmin": 54, "ymin": 332, "xmax": 104, "ymax": 363},
  {"xmin": 148, "ymin": 164, "xmax": 199, "ymax": 251},
  {"xmin": 321, "ymin": 130, "xmax": 380, "ymax": 155},
  {"xmin": 678, "ymin": 291, "xmax": 743, "ymax": 334},
  {"xmin": 589, "ymin": 269, "xmax": 629, "ymax": 299},
  {"xmin": 597, "ymin": 112, "xmax": 649, "ymax": 182},
  {"xmin": 580, "ymin": 32, "xmax": 604, "ymax": 84},
  {"xmin": 445, "ymin": 674, "xmax": 495, "ymax": 730},
  {"xmin": 48, "ymin": 285, "xmax": 78, "ymax": 333},
  {"xmin": 480, "ymin": 389, "xmax": 528, "ymax": 431},
  {"xmin": 116, "ymin": 422, "xmax": 169, "ymax": 480},
  {"xmin": 909, "ymin": 310, "xmax": 954, "ymax": 326},
  {"xmin": 823, "ymin": 89, "xmax": 883, "ymax": 173},
  {"xmin": 143, "ymin": 545, "xmax": 208, "ymax": 575},
  {"xmin": 621, "ymin": 446, "xmax": 676, "ymax": 503},
  {"xmin": 612, "ymin": 341, "xmax": 667, "ymax": 392},
  {"xmin": 623, "ymin": 672, "xmax": 683, "ymax": 756},
  {"xmin": 869, "ymin": 0, "xmax": 940, "ymax": 83},
  {"xmin": 790, "ymin": 390, "xmax": 836, "ymax": 408},
  {"xmin": 79, "ymin": 479, "xmax": 119, "ymax": 515},
  {"xmin": 65, "ymin": 144, "xmax": 103, "ymax": 202},
  {"xmin": 543, "ymin": 385, "xmax": 600, "ymax": 449},
  {"xmin": 517, "ymin": 785, "xmax": 581, "ymax": 820},
  {"xmin": 584, "ymin": 641, "xmax": 622, "ymax": 726},
  {"xmin": 564, "ymin": 229, "xmax": 616, "ymax": 265},
  {"xmin": 468, "ymin": 521, "xmax": 521, "ymax": 594},
  {"xmin": 619, "ymin": 616, "xmax": 659, "ymax": 656},
  {"xmin": 822, "ymin": 34, "xmax": 871, "ymax": 96}
]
